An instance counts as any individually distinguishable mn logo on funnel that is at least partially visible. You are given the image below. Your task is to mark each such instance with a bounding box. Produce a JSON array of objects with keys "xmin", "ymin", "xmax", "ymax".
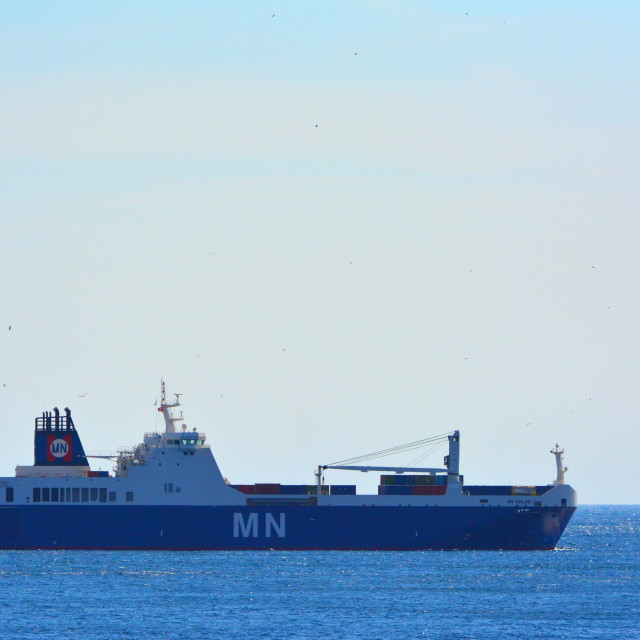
[{"xmin": 47, "ymin": 435, "xmax": 72, "ymax": 462}]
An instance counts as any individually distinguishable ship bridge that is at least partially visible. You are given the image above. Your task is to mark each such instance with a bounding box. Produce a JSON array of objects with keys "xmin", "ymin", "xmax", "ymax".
[{"xmin": 114, "ymin": 385, "xmax": 210, "ymax": 477}]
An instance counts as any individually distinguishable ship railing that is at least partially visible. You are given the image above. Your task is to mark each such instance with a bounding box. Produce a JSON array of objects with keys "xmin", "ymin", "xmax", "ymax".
[
  {"xmin": 86, "ymin": 451, "xmax": 119, "ymax": 461},
  {"xmin": 117, "ymin": 447, "xmax": 137, "ymax": 456}
]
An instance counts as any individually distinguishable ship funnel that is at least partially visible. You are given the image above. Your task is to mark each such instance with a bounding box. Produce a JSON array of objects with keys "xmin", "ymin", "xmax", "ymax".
[{"xmin": 33, "ymin": 406, "xmax": 89, "ymax": 467}]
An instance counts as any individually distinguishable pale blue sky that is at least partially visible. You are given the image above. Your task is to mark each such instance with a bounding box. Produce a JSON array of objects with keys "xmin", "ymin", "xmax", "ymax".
[{"xmin": 1, "ymin": 2, "xmax": 639, "ymax": 502}]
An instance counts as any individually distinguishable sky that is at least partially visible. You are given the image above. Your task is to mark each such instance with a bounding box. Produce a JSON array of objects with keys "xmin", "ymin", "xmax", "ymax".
[{"xmin": 1, "ymin": 2, "xmax": 639, "ymax": 503}]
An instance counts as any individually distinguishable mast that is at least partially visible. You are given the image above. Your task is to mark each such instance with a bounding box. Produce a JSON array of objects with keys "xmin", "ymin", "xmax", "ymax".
[
  {"xmin": 551, "ymin": 443, "xmax": 567, "ymax": 485},
  {"xmin": 158, "ymin": 380, "xmax": 183, "ymax": 433},
  {"xmin": 444, "ymin": 430, "xmax": 460, "ymax": 482}
]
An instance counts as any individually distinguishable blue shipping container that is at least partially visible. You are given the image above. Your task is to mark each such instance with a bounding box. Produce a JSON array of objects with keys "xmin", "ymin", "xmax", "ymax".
[
  {"xmin": 330, "ymin": 485, "xmax": 357, "ymax": 495},
  {"xmin": 465, "ymin": 485, "xmax": 513, "ymax": 496},
  {"xmin": 281, "ymin": 485, "xmax": 308, "ymax": 495},
  {"xmin": 400, "ymin": 476, "xmax": 418, "ymax": 486}
]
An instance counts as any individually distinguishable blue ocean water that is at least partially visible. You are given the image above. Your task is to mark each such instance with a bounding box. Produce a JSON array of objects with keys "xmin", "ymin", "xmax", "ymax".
[{"xmin": 0, "ymin": 505, "xmax": 637, "ymax": 640}]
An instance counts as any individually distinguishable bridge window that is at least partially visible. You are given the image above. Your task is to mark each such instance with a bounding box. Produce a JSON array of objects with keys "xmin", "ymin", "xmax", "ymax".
[
  {"xmin": 108, "ymin": 491, "xmax": 116, "ymax": 502},
  {"xmin": 126, "ymin": 491, "xmax": 134, "ymax": 502},
  {"xmin": 6, "ymin": 487, "xmax": 13, "ymax": 503},
  {"xmin": 66, "ymin": 488, "xmax": 72, "ymax": 502},
  {"xmin": 60, "ymin": 488, "xmax": 65, "ymax": 503},
  {"xmin": 33, "ymin": 488, "xmax": 41, "ymax": 502},
  {"xmin": 561, "ymin": 498, "xmax": 567, "ymax": 506},
  {"xmin": 81, "ymin": 488, "xmax": 89, "ymax": 503},
  {"xmin": 42, "ymin": 488, "xmax": 50, "ymax": 502},
  {"xmin": 72, "ymin": 488, "xmax": 80, "ymax": 503},
  {"xmin": 99, "ymin": 488, "xmax": 107, "ymax": 503},
  {"xmin": 51, "ymin": 488, "xmax": 59, "ymax": 502},
  {"xmin": 90, "ymin": 488, "xmax": 98, "ymax": 502}
]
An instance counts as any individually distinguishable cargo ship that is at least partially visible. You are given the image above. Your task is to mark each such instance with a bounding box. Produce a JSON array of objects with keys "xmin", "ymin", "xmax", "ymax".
[{"xmin": 0, "ymin": 385, "xmax": 577, "ymax": 550}]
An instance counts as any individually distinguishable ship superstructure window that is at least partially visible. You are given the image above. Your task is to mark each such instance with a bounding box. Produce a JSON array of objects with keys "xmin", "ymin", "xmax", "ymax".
[
  {"xmin": 51, "ymin": 488, "xmax": 59, "ymax": 502},
  {"xmin": 42, "ymin": 488, "xmax": 50, "ymax": 502},
  {"xmin": 108, "ymin": 491, "xmax": 116, "ymax": 502},
  {"xmin": 90, "ymin": 488, "xmax": 98, "ymax": 502},
  {"xmin": 81, "ymin": 488, "xmax": 89, "ymax": 503},
  {"xmin": 164, "ymin": 483, "xmax": 174, "ymax": 493},
  {"xmin": 126, "ymin": 491, "xmax": 134, "ymax": 502},
  {"xmin": 6, "ymin": 487, "xmax": 14, "ymax": 502},
  {"xmin": 99, "ymin": 488, "xmax": 107, "ymax": 503},
  {"xmin": 72, "ymin": 488, "xmax": 80, "ymax": 503},
  {"xmin": 66, "ymin": 488, "xmax": 71, "ymax": 502},
  {"xmin": 60, "ymin": 488, "xmax": 65, "ymax": 502},
  {"xmin": 33, "ymin": 488, "xmax": 41, "ymax": 502}
]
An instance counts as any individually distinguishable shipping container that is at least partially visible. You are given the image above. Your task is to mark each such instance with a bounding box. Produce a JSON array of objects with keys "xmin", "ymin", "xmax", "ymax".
[
  {"xmin": 330, "ymin": 485, "xmax": 356, "ymax": 495},
  {"xmin": 232, "ymin": 484, "xmax": 256, "ymax": 494},
  {"xmin": 254, "ymin": 483, "xmax": 281, "ymax": 494},
  {"xmin": 87, "ymin": 471, "xmax": 109, "ymax": 478},
  {"xmin": 464, "ymin": 485, "xmax": 513, "ymax": 496},
  {"xmin": 378, "ymin": 485, "xmax": 413, "ymax": 495},
  {"xmin": 280, "ymin": 485, "xmax": 308, "ymax": 495},
  {"xmin": 512, "ymin": 486, "xmax": 536, "ymax": 496},
  {"xmin": 412, "ymin": 485, "xmax": 446, "ymax": 495},
  {"xmin": 382, "ymin": 474, "xmax": 444, "ymax": 486}
]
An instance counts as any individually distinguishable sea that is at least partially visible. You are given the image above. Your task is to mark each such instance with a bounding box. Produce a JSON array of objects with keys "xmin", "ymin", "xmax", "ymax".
[{"xmin": 0, "ymin": 505, "xmax": 637, "ymax": 640}]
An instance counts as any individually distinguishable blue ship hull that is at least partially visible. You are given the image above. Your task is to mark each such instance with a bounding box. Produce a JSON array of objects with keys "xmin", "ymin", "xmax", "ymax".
[{"xmin": 0, "ymin": 504, "xmax": 576, "ymax": 550}]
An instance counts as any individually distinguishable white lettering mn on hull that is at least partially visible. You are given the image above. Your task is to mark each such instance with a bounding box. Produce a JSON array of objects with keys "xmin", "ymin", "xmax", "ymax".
[{"xmin": 233, "ymin": 513, "xmax": 286, "ymax": 538}]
